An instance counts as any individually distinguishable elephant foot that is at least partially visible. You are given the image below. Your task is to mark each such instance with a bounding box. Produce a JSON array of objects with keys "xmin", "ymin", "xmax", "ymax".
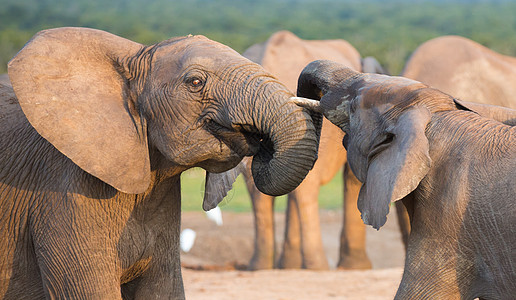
[
  {"xmin": 248, "ymin": 253, "xmax": 275, "ymax": 270},
  {"xmin": 303, "ymin": 257, "xmax": 329, "ymax": 270},
  {"xmin": 337, "ymin": 251, "xmax": 372, "ymax": 270},
  {"xmin": 277, "ymin": 250, "xmax": 303, "ymax": 269}
]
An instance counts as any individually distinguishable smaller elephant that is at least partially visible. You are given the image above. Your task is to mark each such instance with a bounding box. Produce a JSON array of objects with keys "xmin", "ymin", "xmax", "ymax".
[
  {"xmin": 391, "ymin": 35, "xmax": 516, "ymax": 246},
  {"xmin": 294, "ymin": 60, "xmax": 516, "ymax": 299}
]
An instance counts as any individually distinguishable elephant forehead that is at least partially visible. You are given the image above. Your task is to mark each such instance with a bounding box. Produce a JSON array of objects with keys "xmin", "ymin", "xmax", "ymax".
[
  {"xmin": 180, "ymin": 38, "xmax": 245, "ymax": 61},
  {"xmin": 152, "ymin": 37, "xmax": 250, "ymax": 69},
  {"xmin": 358, "ymin": 75, "xmax": 425, "ymax": 109}
]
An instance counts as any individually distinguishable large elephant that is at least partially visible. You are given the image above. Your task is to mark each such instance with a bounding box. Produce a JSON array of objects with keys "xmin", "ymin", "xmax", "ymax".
[
  {"xmin": 294, "ymin": 60, "xmax": 516, "ymax": 299},
  {"xmin": 0, "ymin": 27, "xmax": 320, "ymax": 299},
  {"xmin": 205, "ymin": 30, "xmax": 386, "ymax": 270}
]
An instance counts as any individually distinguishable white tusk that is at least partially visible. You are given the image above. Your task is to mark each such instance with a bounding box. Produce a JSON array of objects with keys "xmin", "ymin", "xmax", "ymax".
[
  {"xmin": 289, "ymin": 97, "xmax": 322, "ymax": 113},
  {"xmin": 205, "ymin": 206, "xmax": 223, "ymax": 226}
]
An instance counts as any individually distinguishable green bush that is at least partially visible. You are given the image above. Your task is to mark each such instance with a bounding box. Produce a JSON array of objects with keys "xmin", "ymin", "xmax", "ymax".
[{"xmin": 1, "ymin": 0, "xmax": 515, "ymax": 75}]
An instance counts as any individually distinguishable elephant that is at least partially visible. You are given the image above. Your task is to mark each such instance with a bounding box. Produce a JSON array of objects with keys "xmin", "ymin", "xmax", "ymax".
[
  {"xmin": 403, "ymin": 35, "xmax": 516, "ymax": 109},
  {"xmin": 391, "ymin": 35, "xmax": 516, "ymax": 243},
  {"xmin": 0, "ymin": 27, "xmax": 320, "ymax": 299},
  {"xmin": 361, "ymin": 56, "xmax": 389, "ymax": 74},
  {"xmin": 204, "ymin": 30, "xmax": 393, "ymax": 271},
  {"xmin": 293, "ymin": 60, "xmax": 516, "ymax": 299}
]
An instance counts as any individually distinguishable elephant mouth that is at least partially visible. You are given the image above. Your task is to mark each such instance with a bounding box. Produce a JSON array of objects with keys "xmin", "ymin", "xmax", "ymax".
[{"xmin": 204, "ymin": 120, "xmax": 264, "ymax": 157}]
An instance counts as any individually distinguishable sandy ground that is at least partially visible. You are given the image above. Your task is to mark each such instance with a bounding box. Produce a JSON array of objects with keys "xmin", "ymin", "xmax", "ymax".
[{"xmin": 180, "ymin": 209, "xmax": 406, "ymax": 299}]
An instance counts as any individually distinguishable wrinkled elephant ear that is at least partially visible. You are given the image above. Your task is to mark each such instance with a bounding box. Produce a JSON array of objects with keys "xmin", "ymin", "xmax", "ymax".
[
  {"xmin": 358, "ymin": 107, "xmax": 432, "ymax": 229},
  {"xmin": 203, "ymin": 159, "xmax": 249, "ymax": 211},
  {"xmin": 8, "ymin": 27, "xmax": 150, "ymax": 194}
]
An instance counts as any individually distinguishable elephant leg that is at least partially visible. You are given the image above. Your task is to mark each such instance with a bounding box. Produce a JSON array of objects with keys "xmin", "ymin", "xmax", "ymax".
[
  {"xmin": 278, "ymin": 196, "xmax": 303, "ymax": 269},
  {"xmin": 290, "ymin": 179, "xmax": 329, "ymax": 270},
  {"xmin": 395, "ymin": 233, "xmax": 461, "ymax": 299},
  {"xmin": 337, "ymin": 163, "xmax": 372, "ymax": 270},
  {"xmin": 248, "ymin": 192, "xmax": 276, "ymax": 270},
  {"xmin": 131, "ymin": 191, "xmax": 184, "ymax": 300},
  {"xmin": 31, "ymin": 203, "xmax": 122, "ymax": 299},
  {"xmin": 35, "ymin": 237, "xmax": 122, "ymax": 299},
  {"xmin": 395, "ymin": 201, "xmax": 411, "ymax": 250}
]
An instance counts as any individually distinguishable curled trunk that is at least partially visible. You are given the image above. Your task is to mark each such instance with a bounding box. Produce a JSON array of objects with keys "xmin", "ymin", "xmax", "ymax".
[
  {"xmin": 251, "ymin": 98, "xmax": 320, "ymax": 196},
  {"xmin": 230, "ymin": 74, "xmax": 321, "ymax": 196}
]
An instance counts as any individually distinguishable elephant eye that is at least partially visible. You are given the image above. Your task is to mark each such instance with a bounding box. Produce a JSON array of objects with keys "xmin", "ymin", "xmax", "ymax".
[{"xmin": 186, "ymin": 76, "xmax": 205, "ymax": 93}]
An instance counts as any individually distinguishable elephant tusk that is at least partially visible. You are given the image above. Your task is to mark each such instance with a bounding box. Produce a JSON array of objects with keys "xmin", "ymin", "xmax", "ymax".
[{"xmin": 289, "ymin": 97, "xmax": 322, "ymax": 113}]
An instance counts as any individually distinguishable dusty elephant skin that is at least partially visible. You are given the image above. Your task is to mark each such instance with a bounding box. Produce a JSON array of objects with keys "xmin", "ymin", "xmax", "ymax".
[
  {"xmin": 0, "ymin": 27, "xmax": 320, "ymax": 299},
  {"xmin": 389, "ymin": 35, "xmax": 516, "ymax": 242},
  {"xmin": 204, "ymin": 31, "xmax": 397, "ymax": 271},
  {"xmin": 295, "ymin": 60, "xmax": 516, "ymax": 299}
]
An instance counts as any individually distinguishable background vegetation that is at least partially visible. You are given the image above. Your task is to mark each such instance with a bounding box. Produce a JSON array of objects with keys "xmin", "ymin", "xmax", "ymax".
[
  {"xmin": 1, "ymin": 0, "xmax": 514, "ymax": 211},
  {"xmin": 2, "ymin": 0, "xmax": 516, "ymax": 75}
]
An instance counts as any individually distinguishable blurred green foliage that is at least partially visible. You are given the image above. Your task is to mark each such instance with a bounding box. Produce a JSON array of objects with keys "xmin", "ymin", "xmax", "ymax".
[
  {"xmin": 1, "ymin": 0, "xmax": 516, "ymax": 75},
  {"xmin": 180, "ymin": 167, "xmax": 343, "ymax": 212}
]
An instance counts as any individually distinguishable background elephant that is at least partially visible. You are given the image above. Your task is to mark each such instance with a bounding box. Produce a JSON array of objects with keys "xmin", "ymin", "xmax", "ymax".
[
  {"xmin": 0, "ymin": 27, "xmax": 320, "ymax": 299},
  {"xmin": 403, "ymin": 35, "xmax": 516, "ymax": 109},
  {"xmin": 295, "ymin": 60, "xmax": 516, "ymax": 299},
  {"xmin": 206, "ymin": 30, "xmax": 398, "ymax": 271}
]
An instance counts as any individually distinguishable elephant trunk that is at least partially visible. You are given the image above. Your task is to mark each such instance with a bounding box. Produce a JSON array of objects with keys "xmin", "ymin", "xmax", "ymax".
[
  {"xmin": 231, "ymin": 75, "xmax": 321, "ymax": 196},
  {"xmin": 252, "ymin": 96, "xmax": 320, "ymax": 196},
  {"xmin": 296, "ymin": 60, "xmax": 363, "ymax": 131}
]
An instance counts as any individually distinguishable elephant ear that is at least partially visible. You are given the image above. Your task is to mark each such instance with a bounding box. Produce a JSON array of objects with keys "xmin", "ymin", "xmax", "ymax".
[
  {"xmin": 203, "ymin": 159, "xmax": 249, "ymax": 211},
  {"xmin": 454, "ymin": 99, "xmax": 516, "ymax": 126},
  {"xmin": 358, "ymin": 107, "xmax": 432, "ymax": 229},
  {"xmin": 361, "ymin": 56, "xmax": 389, "ymax": 75},
  {"xmin": 8, "ymin": 27, "xmax": 150, "ymax": 194}
]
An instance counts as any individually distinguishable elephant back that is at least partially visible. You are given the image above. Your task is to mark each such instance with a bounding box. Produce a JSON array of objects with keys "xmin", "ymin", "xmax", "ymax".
[{"xmin": 244, "ymin": 30, "xmax": 361, "ymax": 93}]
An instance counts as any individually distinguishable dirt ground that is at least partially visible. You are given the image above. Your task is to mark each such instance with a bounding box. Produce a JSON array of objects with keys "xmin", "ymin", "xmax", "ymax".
[{"xmin": 181, "ymin": 209, "xmax": 406, "ymax": 299}]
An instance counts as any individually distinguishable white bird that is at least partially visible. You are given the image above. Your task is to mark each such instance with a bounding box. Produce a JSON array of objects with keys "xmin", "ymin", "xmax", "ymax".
[{"xmin": 180, "ymin": 228, "xmax": 196, "ymax": 252}]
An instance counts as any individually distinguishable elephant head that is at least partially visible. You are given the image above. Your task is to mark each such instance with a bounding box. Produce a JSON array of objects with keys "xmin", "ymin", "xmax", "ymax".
[
  {"xmin": 8, "ymin": 27, "xmax": 320, "ymax": 198},
  {"xmin": 292, "ymin": 60, "xmax": 462, "ymax": 229}
]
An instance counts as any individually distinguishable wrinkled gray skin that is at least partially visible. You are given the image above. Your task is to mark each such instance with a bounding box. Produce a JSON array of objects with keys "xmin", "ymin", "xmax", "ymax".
[
  {"xmin": 295, "ymin": 60, "xmax": 516, "ymax": 299},
  {"xmin": 0, "ymin": 27, "xmax": 320, "ymax": 299},
  {"xmin": 391, "ymin": 35, "xmax": 516, "ymax": 246}
]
